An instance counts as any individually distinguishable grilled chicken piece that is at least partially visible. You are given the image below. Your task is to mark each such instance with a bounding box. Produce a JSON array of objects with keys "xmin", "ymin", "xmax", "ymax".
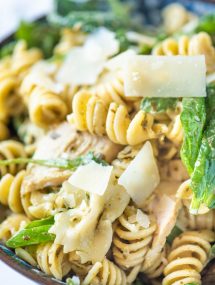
[{"xmin": 22, "ymin": 122, "xmax": 122, "ymax": 194}]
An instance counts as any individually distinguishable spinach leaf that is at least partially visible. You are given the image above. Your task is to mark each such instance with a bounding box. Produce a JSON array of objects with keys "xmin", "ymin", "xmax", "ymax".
[
  {"xmin": 141, "ymin": 98, "xmax": 178, "ymax": 113},
  {"xmin": 16, "ymin": 21, "xmax": 60, "ymax": 58},
  {"xmin": 196, "ymin": 13, "xmax": 215, "ymax": 35},
  {"xmin": 6, "ymin": 217, "xmax": 55, "ymax": 248},
  {"xmin": 180, "ymin": 98, "xmax": 206, "ymax": 175},
  {"xmin": 191, "ymin": 116, "xmax": 215, "ymax": 210}
]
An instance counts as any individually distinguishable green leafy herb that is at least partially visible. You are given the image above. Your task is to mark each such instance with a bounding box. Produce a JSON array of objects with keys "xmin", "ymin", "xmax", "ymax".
[
  {"xmin": 16, "ymin": 21, "xmax": 60, "ymax": 58},
  {"xmin": 206, "ymin": 84, "xmax": 215, "ymax": 123},
  {"xmin": 0, "ymin": 152, "xmax": 108, "ymax": 174},
  {"xmin": 190, "ymin": 116, "xmax": 215, "ymax": 210},
  {"xmin": 0, "ymin": 41, "xmax": 16, "ymax": 59},
  {"xmin": 115, "ymin": 30, "xmax": 131, "ymax": 52},
  {"xmin": 196, "ymin": 13, "xmax": 215, "ymax": 34},
  {"xmin": 180, "ymin": 98, "xmax": 206, "ymax": 175},
  {"xmin": 6, "ymin": 217, "xmax": 55, "ymax": 248},
  {"xmin": 167, "ymin": 226, "xmax": 183, "ymax": 244},
  {"xmin": 211, "ymin": 244, "xmax": 215, "ymax": 256},
  {"xmin": 141, "ymin": 98, "xmax": 178, "ymax": 113},
  {"xmin": 139, "ymin": 44, "xmax": 152, "ymax": 55}
]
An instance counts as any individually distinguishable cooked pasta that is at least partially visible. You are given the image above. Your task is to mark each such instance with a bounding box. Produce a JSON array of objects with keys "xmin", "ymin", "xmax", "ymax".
[
  {"xmin": 0, "ymin": 214, "xmax": 29, "ymax": 242},
  {"xmin": 113, "ymin": 205, "xmax": 156, "ymax": 270},
  {"xmin": 0, "ymin": 140, "xmax": 27, "ymax": 176},
  {"xmin": 163, "ymin": 230, "xmax": 215, "ymax": 285},
  {"xmin": 36, "ymin": 243, "xmax": 72, "ymax": 280},
  {"xmin": 0, "ymin": 170, "xmax": 26, "ymax": 213},
  {"xmin": 0, "ymin": 121, "xmax": 9, "ymax": 141},
  {"xmin": 82, "ymin": 258, "xmax": 126, "ymax": 285},
  {"xmin": 69, "ymin": 91, "xmax": 168, "ymax": 145},
  {"xmin": 153, "ymin": 32, "xmax": 215, "ymax": 73}
]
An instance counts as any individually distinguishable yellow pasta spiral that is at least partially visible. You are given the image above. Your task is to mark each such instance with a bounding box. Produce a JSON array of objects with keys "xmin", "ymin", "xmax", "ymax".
[
  {"xmin": 0, "ymin": 170, "xmax": 26, "ymax": 213},
  {"xmin": 91, "ymin": 71, "xmax": 127, "ymax": 106},
  {"xmin": 11, "ymin": 40, "xmax": 42, "ymax": 76},
  {"xmin": 0, "ymin": 121, "xmax": 9, "ymax": 141},
  {"xmin": 153, "ymin": 32, "xmax": 215, "ymax": 73},
  {"xmin": 0, "ymin": 65, "xmax": 22, "ymax": 121},
  {"xmin": 0, "ymin": 140, "xmax": 27, "ymax": 176},
  {"xmin": 163, "ymin": 230, "xmax": 215, "ymax": 285},
  {"xmin": 113, "ymin": 205, "xmax": 156, "ymax": 270},
  {"xmin": 82, "ymin": 258, "xmax": 126, "ymax": 285},
  {"xmin": 179, "ymin": 206, "xmax": 215, "ymax": 231},
  {"xmin": 0, "ymin": 214, "xmax": 29, "ymax": 243},
  {"xmin": 28, "ymin": 86, "xmax": 68, "ymax": 128},
  {"xmin": 166, "ymin": 115, "xmax": 183, "ymax": 146},
  {"xmin": 36, "ymin": 243, "xmax": 72, "ymax": 280},
  {"xmin": 69, "ymin": 90, "xmax": 167, "ymax": 145}
]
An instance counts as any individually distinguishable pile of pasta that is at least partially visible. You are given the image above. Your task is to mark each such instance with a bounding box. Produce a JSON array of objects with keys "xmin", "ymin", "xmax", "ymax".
[{"xmin": 0, "ymin": 3, "xmax": 215, "ymax": 285}]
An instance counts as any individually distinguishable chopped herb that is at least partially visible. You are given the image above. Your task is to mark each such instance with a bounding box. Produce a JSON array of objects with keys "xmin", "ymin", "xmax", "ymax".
[{"xmin": 167, "ymin": 226, "xmax": 183, "ymax": 244}]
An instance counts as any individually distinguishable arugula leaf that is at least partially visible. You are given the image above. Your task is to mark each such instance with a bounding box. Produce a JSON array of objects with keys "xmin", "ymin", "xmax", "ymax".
[
  {"xmin": 180, "ymin": 98, "xmax": 206, "ymax": 175},
  {"xmin": 167, "ymin": 226, "xmax": 183, "ymax": 244},
  {"xmin": 141, "ymin": 98, "xmax": 178, "ymax": 113},
  {"xmin": 0, "ymin": 152, "xmax": 108, "ymax": 176},
  {"xmin": 196, "ymin": 13, "xmax": 215, "ymax": 34},
  {"xmin": 6, "ymin": 217, "xmax": 55, "ymax": 248},
  {"xmin": 191, "ymin": 116, "xmax": 215, "ymax": 210},
  {"xmin": 16, "ymin": 21, "xmax": 60, "ymax": 58}
]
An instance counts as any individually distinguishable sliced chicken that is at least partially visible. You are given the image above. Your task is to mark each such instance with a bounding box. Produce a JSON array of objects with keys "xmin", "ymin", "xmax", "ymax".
[{"xmin": 22, "ymin": 122, "xmax": 122, "ymax": 194}]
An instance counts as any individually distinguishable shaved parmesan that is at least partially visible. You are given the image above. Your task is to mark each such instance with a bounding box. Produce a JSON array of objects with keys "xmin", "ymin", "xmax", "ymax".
[
  {"xmin": 57, "ymin": 27, "xmax": 119, "ymax": 86},
  {"xmin": 105, "ymin": 50, "xmax": 136, "ymax": 71},
  {"xmin": 124, "ymin": 55, "xmax": 206, "ymax": 98},
  {"xmin": 69, "ymin": 161, "xmax": 113, "ymax": 196},
  {"xmin": 136, "ymin": 209, "xmax": 150, "ymax": 228},
  {"xmin": 118, "ymin": 142, "xmax": 160, "ymax": 208},
  {"xmin": 126, "ymin": 31, "xmax": 156, "ymax": 46}
]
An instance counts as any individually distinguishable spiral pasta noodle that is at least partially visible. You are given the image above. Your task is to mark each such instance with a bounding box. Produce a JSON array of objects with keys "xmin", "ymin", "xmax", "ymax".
[
  {"xmin": 20, "ymin": 71, "xmax": 68, "ymax": 128},
  {"xmin": 69, "ymin": 90, "xmax": 167, "ymax": 145},
  {"xmin": 82, "ymin": 258, "xmax": 126, "ymax": 285},
  {"xmin": 166, "ymin": 115, "xmax": 183, "ymax": 146},
  {"xmin": 0, "ymin": 121, "xmax": 9, "ymax": 141},
  {"xmin": 0, "ymin": 214, "xmax": 29, "ymax": 243},
  {"xmin": 112, "ymin": 205, "xmax": 156, "ymax": 270},
  {"xmin": 36, "ymin": 243, "xmax": 72, "ymax": 280},
  {"xmin": 163, "ymin": 230, "xmax": 215, "ymax": 285},
  {"xmin": 0, "ymin": 140, "xmax": 27, "ymax": 177},
  {"xmin": 179, "ymin": 206, "xmax": 215, "ymax": 231},
  {"xmin": 0, "ymin": 170, "xmax": 26, "ymax": 213},
  {"xmin": 153, "ymin": 32, "xmax": 215, "ymax": 73}
]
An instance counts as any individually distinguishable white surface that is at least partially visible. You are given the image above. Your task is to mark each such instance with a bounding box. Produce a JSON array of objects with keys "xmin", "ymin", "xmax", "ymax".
[
  {"xmin": 0, "ymin": 260, "xmax": 36, "ymax": 285},
  {"xmin": 0, "ymin": 1, "xmax": 53, "ymax": 284}
]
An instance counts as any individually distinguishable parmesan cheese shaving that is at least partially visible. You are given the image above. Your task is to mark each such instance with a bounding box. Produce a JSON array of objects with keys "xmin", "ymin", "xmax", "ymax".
[
  {"xmin": 68, "ymin": 161, "xmax": 113, "ymax": 196},
  {"xmin": 124, "ymin": 55, "xmax": 206, "ymax": 98},
  {"xmin": 136, "ymin": 209, "xmax": 150, "ymax": 228},
  {"xmin": 118, "ymin": 141, "xmax": 160, "ymax": 208}
]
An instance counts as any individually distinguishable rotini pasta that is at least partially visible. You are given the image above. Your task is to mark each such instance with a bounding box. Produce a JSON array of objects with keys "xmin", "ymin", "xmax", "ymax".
[
  {"xmin": 0, "ymin": 170, "xmax": 26, "ymax": 213},
  {"xmin": 0, "ymin": 140, "xmax": 27, "ymax": 176},
  {"xmin": 153, "ymin": 32, "xmax": 215, "ymax": 73},
  {"xmin": 113, "ymin": 205, "xmax": 156, "ymax": 270},
  {"xmin": 36, "ymin": 243, "xmax": 72, "ymax": 280},
  {"xmin": 69, "ymin": 90, "xmax": 168, "ymax": 145},
  {"xmin": 0, "ymin": 214, "xmax": 29, "ymax": 242},
  {"xmin": 82, "ymin": 258, "xmax": 126, "ymax": 285},
  {"xmin": 163, "ymin": 230, "xmax": 215, "ymax": 285}
]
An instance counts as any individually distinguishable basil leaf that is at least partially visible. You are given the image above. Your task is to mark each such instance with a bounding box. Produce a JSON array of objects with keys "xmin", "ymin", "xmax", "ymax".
[
  {"xmin": 206, "ymin": 84, "xmax": 215, "ymax": 123},
  {"xmin": 191, "ymin": 116, "xmax": 215, "ymax": 210},
  {"xmin": 6, "ymin": 225, "xmax": 55, "ymax": 248},
  {"xmin": 167, "ymin": 226, "xmax": 183, "ymax": 244},
  {"xmin": 25, "ymin": 216, "xmax": 54, "ymax": 229},
  {"xmin": 141, "ymin": 98, "xmax": 178, "ymax": 113},
  {"xmin": 180, "ymin": 98, "xmax": 206, "ymax": 175}
]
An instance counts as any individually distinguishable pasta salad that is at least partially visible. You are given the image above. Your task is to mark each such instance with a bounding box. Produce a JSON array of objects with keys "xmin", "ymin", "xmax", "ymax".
[{"xmin": 0, "ymin": 1, "xmax": 215, "ymax": 284}]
